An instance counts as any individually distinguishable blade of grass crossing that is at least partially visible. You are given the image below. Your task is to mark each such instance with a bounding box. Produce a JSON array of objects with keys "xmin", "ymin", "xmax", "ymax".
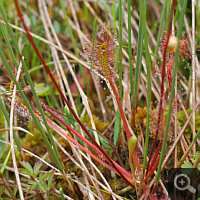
[{"xmin": 155, "ymin": 0, "xmax": 188, "ymax": 183}]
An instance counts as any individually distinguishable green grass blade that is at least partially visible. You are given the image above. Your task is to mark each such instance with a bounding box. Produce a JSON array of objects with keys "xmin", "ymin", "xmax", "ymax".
[
  {"xmin": 0, "ymin": 148, "xmax": 11, "ymax": 173},
  {"xmin": 113, "ymin": 110, "xmax": 121, "ymax": 144},
  {"xmin": 112, "ymin": 0, "xmax": 116, "ymax": 32},
  {"xmin": 140, "ymin": 0, "xmax": 152, "ymax": 171},
  {"xmin": 127, "ymin": 0, "xmax": 133, "ymax": 95},
  {"xmin": 59, "ymin": 187, "xmax": 65, "ymax": 200},
  {"xmin": 132, "ymin": 10, "xmax": 143, "ymax": 109}
]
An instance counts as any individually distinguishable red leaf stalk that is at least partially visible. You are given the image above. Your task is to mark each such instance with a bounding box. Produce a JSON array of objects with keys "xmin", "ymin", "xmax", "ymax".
[{"xmin": 41, "ymin": 103, "xmax": 134, "ymax": 185}]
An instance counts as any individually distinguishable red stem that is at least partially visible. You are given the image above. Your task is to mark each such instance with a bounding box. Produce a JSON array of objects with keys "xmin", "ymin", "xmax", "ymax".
[
  {"xmin": 109, "ymin": 79, "xmax": 141, "ymax": 168},
  {"xmin": 144, "ymin": 156, "xmax": 160, "ymax": 183},
  {"xmin": 146, "ymin": 0, "xmax": 177, "ymax": 175},
  {"xmin": 41, "ymin": 103, "xmax": 134, "ymax": 183},
  {"xmin": 109, "ymin": 79, "xmax": 131, "ymax": 140},
  {"xmin": 35, "ymin": 111, "xmax": 130, "ymax": 178}
]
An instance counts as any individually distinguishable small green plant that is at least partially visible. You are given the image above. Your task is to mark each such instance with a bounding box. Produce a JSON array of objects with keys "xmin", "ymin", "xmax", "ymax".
[
  {"xmin": 181, "ymin": 153, "xmax": 200, "ymax": 170},
  {"xmin": 20, "ymin": 162, "xmax": 55, "ymax": 194}
]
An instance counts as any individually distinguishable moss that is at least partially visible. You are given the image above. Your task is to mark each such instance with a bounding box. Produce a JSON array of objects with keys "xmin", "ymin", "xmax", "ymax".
[
  {"xmin": 130, "ymin": 107, "xmax": 173, "ymax": 141},
  {"xmin": 178, "ymin": 109, "xmax": 200, "ymax": 136},
  {"xmin": 22, "ymin": 122, "xmax": 46, "ymax": 162},
  {"xmin": 84, "ymin": 114, "xmax": 108, "ymax": 132}
]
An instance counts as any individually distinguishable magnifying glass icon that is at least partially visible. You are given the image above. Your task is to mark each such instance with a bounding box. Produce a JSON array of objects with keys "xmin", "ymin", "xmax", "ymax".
[{"xmin": 174, "ymin": 174, "xmax": 196, "ymax": 193}]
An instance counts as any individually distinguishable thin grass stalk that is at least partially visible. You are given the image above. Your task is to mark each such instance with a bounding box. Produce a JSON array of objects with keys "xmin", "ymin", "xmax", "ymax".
[
  {"xmin": 118, "ymin": 0, "xmax": 123, "ymax": 101},
  {"xmin": 0, "ymin": 2, "xmax": 20, "ymax": 58},
  {"xmin": 140, "ymin": 0, "xmax": 152, "ymax": 172},
  {"xmin": 174, "ymin": 76, "xmax": 178, "ymax": 167},
  {"xmin": 132, "ymin": 8, "xmax": 143, "ymax": 110},
  {"xmin": 155, "ymin": 0, "xmax": 188, "ymax": 183},
  {"xmin": 112, "ymin": 0, "xmax": 116, "ymax": 33},
  {"xmin": 146, "ymin": 0, "xmax": 177, "ymax": 173},
  {"xmin": 127, "ymin": 0, "xmax": 133, "ymax": 95},
  {"xmin": 192, "ymin": 0, "xmax": 196, "ymax": 154},
  {"xmin": 13, "ymin": 0, "xmax": 136, "ymax": 186}
]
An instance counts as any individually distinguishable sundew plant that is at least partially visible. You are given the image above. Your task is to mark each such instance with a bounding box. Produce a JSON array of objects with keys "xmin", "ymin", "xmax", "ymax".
[{"xmin": 0, "ymin": 0, "xmax": 200, "ymax": 199}]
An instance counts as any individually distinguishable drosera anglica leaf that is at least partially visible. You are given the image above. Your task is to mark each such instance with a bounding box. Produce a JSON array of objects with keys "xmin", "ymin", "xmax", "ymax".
[{"xmin": 84, "ymin": 25, "xmax": 117, "ymax": 83}]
